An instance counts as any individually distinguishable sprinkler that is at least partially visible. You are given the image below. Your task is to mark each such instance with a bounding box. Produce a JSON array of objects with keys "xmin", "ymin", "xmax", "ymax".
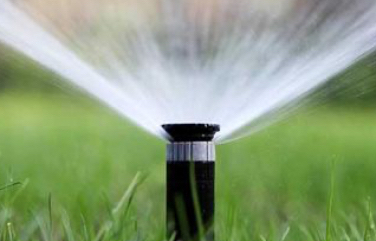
[{"xmin": 162, "ymin": 124, "xmax": 220, "ymax": 241}]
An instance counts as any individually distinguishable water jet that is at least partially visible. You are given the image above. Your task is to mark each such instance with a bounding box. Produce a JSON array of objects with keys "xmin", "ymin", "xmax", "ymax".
[{"xmin": 163, "ymin": 124, "xmax": 220, "ymax": 241}]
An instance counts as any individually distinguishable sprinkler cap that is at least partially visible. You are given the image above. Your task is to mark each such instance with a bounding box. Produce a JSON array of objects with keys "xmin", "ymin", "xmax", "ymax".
[{"xmin": 162, "ymin": 124, "xmax": 220, "ymax": 142}]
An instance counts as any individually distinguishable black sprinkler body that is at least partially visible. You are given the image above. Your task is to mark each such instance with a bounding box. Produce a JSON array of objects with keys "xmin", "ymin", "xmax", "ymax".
[{"xmin": 163, "ymin": 124, "xmax": 220, "ymax": 241}]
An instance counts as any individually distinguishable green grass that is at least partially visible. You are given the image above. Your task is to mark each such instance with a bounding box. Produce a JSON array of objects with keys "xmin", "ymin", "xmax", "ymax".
[{"xmin": 1, "ymin": 91, "xmax": 376, "ymax": 240}]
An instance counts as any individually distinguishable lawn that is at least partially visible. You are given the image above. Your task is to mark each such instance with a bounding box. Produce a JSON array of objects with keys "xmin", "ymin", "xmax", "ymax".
[{"xmin": 0, "ymin": 91, "xmax": 376, "ymax": 240}]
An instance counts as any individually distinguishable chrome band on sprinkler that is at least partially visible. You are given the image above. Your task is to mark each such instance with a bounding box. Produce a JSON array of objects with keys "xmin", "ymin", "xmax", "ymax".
[{"xmin": 166, "ymin": 142, "xmax": 215, "ymax": 162}]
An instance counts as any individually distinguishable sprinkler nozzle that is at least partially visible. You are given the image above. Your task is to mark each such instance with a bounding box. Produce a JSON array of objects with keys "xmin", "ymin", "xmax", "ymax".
[{"xmin": 162, "ymin": 123, "xmax": 220, "ymax": 142}]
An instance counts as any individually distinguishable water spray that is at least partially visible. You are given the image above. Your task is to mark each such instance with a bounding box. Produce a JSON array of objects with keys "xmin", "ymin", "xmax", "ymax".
[
  {"xmin": 163, "ymin": 124, "xmax": 220, "ymax": 241},
  {"xmin": 1, "ymin": 0, "xmax": 376, "ymax": 142}
]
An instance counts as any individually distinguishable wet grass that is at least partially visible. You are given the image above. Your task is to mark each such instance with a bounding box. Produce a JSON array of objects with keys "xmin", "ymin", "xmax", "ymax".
[{"xmin": 0, "ymin": 91, "xmax": 376, "ymax": 240}]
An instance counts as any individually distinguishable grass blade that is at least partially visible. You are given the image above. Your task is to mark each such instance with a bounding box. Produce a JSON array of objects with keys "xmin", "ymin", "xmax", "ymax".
[{"xmin": 325, "ymin": 159, "xmax": 336, "ymax": 241}]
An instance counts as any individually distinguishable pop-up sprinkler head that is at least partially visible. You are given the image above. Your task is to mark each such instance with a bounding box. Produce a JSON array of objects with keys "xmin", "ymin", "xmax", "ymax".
[{"xmin": 163, "ymin": 124, "xmax": 220, "ymax": 241}]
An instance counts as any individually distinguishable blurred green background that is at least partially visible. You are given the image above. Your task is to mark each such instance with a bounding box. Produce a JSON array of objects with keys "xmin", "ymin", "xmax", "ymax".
[{"xmin": 1, "ymin": 46, "xmax": 376, "ymax": 240}]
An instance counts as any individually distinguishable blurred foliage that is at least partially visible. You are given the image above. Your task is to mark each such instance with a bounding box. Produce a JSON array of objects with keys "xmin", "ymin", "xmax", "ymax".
[
  {"xmin": 318, "ymin": 52, "xmax": 376, "ymax": 103},
  {"xmin": 0, "ymin": 46, "xmax": 74, "ymax": 94}
]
